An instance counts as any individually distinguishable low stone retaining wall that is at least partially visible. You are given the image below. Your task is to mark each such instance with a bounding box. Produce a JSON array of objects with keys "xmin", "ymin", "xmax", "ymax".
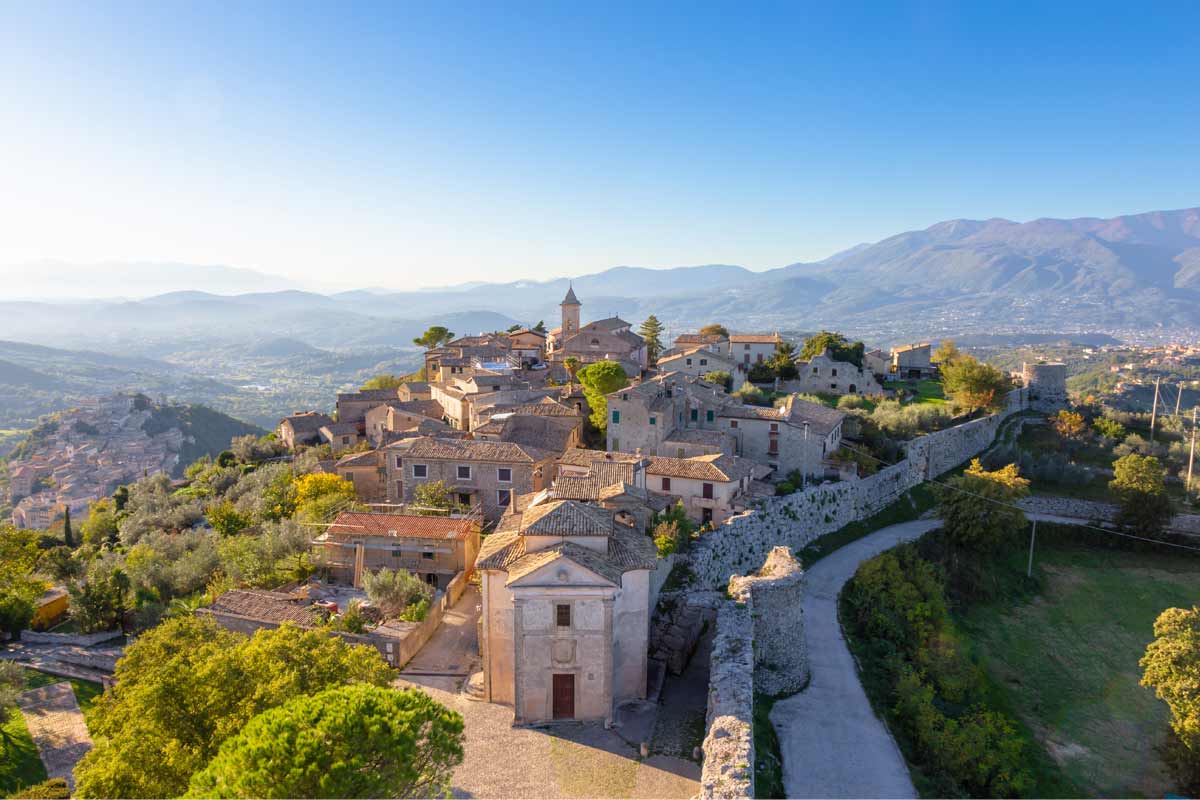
[
  {"xmin": 21, "ymin": 629, "xmax": 122, "ymax": 647},
  {"xmin": 649, "ymin": 590, "xmax": 721, "ymax": 675},
  {"xmin": 729, "ymin": 547, "xmax": 807, "ymax": 697},
  {"xmin": 1019, "ymin": 496, "xmax": 1200, "ymax": 534}
]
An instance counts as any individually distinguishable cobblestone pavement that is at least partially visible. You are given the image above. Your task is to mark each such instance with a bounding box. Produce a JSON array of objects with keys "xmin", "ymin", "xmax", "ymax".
[
  {"xmin": 771, "ymin": 519, "xmax": 938, "ymax": 799},
  {"xmin": 396, "ymin": 679, "xmax": 700, "ymax": 798},
  {"xmin": 16, "ymin": 682, "xmax": 94, "ymax": 791}
]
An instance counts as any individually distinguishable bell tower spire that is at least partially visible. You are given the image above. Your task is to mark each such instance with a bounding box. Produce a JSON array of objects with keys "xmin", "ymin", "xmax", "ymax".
[{"xmin": 560, "ymin": 283, "xmax": 581, "ymax": 338}]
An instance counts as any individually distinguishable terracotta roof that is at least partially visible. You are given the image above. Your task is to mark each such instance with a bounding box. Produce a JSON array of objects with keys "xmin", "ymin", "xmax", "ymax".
[
  {"xmin": 476, "ymin": 516, "xmax": 655, "ymax": 582},
  {"xmin": 484, "ymin": 399, "xmax": 579, "ymax": 418},
  {"xmin": 658, "ymin": 346, "xmax": 733, "ymax": 366},
  {"xmin": 663, "ymin": 428, "xmax": 731, "ymax": 447},
  {"xmin": 551, "ymin": 462, "xmax": 636, "ymax": 499},
  {"xmin": 392, "ymin": 399, "xmax": 445, "ymax": 420},
  {"xmin": 729, "ymin": 333, "xmax": 783, "ymax": 343},
  {"xmin": 780, "ymin": 396, "xmax": 847, "ymax": 435},
  {"xmin": 321, "ymin": 422, "xmax": 360, "ymax": 436},
  {"xmin": 505, "ymin": 542, "xmax": 624, "ymax": 585},
  {"xmin": 392, "ymin": 436, "xmax": 554, "ymax": 463},
  {"xmin": 326, "ymin": 511, "xmax": 477, "ymax": 540},
  {"xmin": 646, "ymin": 453, "xmax": 756, "ymax": 482},
  {"xmin": 509, "ymin": 328, "xmax": 547, "ymax": 339},
  {"xmin": 558, "ymin": 329, "xmax": 642, "ymax": 356},
  {"xmin": 521, "ymin": 500, "xmax": 614, "ymax": 537},
  {"xmin": 494, "ymin": 415, "xmax": 578, "ymax": 453},
  {"xmin": 674, "ymin": 333, "xmax": 727, "ymax": 345},
  {"xmin": 206, "ymin": 590, "xmax": 317, "ymax": 627}
]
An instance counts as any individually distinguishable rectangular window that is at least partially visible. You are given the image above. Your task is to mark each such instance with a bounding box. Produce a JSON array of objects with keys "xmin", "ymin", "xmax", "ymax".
[
  {"xmin": 744, "ymin": 343, "xmax": 751, "ymax": 350},
  {"xmin": 412, "ymin": 464, "xmax": 427, "ymax": 478},
  {"xmin": 706, "ymin": 410, "xmax": 714, "ymax": 422},
  {"xmin": 812, "ymin": 366, "xmax": 818, "ymax": 374},
  {"xmin": 497, "ymin": 489, "xmax": 511, "ymax": 506},
  {"xmin": 686, "ymin": 358, "xmax": 692, "ymax": 366},
  {"xmin": 497, "ymin": 467, "xmax": 512, "ymax": 482},
  {"xmin": 392, "ymin": 548, "xmax": 402, "ymax": 557},
  {"xmin": 396, "ymin": 456, "xmax": 403, "ymax": 468},
  {"xmin": 612, "ymin": 410, "xmax": 620, "ymax": 424},
  {"xmin": 341, "ymin": 436, "xmax": 350, "ymax": 445},
  {"xmin": 690, "ymin": 408, "xmax": 698, "ymax": 422},
  {"xmin": 730, "ymin": 420, "xmax": 738, "ymax": 429},
  {"xmin": 457, "ymin": 465, "xmax": 472, "ymax": 480},
  {"xmin": 700, "ymin": 358, "xmax": 708, "ymax": 366},
  {"xmin": 422, "ymin": 551, "xmax": 434, "ymax": 560},
  {"xmin": 661, "ymin": 477, "xmax": 671, "ymax": 491},
  {"xmin": 649, "ymin": 416, "xmax": 656, "ymax": 425},
  {"xmin": 831, "ymin": 368, "xmax": 838, "ymax": 377},
  {"xmin": 770, "ymin": 423, "xmax": 778, "ymax": 432},
  {"xmin": 703, "ymin": 482, "xmax": 714, "ymax": 499},
  {"xmin": 556, "ymin": 604, "xmax": 571, "ymax": 627}
]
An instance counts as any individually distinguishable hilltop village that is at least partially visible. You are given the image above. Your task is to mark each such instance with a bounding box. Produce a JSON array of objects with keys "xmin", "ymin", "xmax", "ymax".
[{"xmin": 15, "ymin": 288, "xmax": 1165, "ymax": 800}]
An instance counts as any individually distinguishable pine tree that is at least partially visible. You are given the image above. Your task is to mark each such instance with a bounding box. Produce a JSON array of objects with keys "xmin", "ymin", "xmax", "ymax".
[{"xmin": 638, "ymin": 315, "xmax": 665, "ymax": 365}]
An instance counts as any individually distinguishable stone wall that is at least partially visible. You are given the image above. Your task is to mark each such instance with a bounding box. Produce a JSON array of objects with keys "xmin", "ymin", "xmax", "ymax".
[
  {"xmin": 701, "ymin": 595, "xmax": 755, "ymax": 799},
  {"xmin": 689, "ymin": 390, "xmax": 1027, "ymax": 589},
  {"xmin": 648, "ymin": 554, "xmax": 677, "ymax": 608},
  {"xmin": 1019, "ymin": 496, "xmax": 1200, "ymax": 534},
  {"xmin": 728, "ymin": 547, "xmax": 808, "ymax": 696},
  {"xmin": 21, "ymin": 629, "xmax": 123, "ymax": 647}
]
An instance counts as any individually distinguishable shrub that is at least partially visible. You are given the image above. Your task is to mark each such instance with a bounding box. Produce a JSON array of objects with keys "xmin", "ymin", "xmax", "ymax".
[
  {"xmin": 363, "ymin": 568, "xmax": 433, "ymax": 619},
  {"xmin": 1093, "ymin": 416, "xmax": 1126, "ymax": 441},
  {"xmin": 9, "ymin": 778, "xmax": 71, "ymax": 799},
  {"xmin": 653, "ymin": 520, "xmax": 681, "ymax": 557}
]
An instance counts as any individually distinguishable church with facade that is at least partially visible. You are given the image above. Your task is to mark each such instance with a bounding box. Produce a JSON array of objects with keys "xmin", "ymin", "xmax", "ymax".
[{"xmin": 546, "ymin": 286, "xmax": 647, "ymax": 378}]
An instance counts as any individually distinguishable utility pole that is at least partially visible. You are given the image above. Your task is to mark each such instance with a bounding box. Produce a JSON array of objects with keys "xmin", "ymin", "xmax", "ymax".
[
  {"xmin": 1188, "ymin": 407, "xmax": 1197, "ymax": 497},
  {"xmin": 1175, "ymin": 384, "xmax": 1183, "ymax": 417},
  {"xmin": 1150, "ymin": 377, "xmax": 1161, "ymax": 441},
  {"xmin": 1026, "ymin": 518, "xmax": 1038, "ymax": 578}
]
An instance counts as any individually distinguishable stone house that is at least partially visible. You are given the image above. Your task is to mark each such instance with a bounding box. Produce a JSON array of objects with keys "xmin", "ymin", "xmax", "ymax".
[
  {"xmin": 475, "ymin": 498, "xmax": 657, "ymax": 723},
  {"xmin": 428, "ymin": 373, "xmax": 539, "ymax": 431},
  {"xmin": 472, "ymin": 413, "xmax": 583, "ymax": 455},
  {"xmin": 364, "ymin": 400, "xmax": 448, "ymax": 446},
  {"xmin": 278, "ymin": 411, "xmax": 334, "ymax": 450},
  {"xmin": 334, "ymin": 449, "xmax": 386, "ymax": 504},
  {"xmin": 7, "ymin": 465, "xmax": 38, "ymax": 501},
  {"xmin": 644, "ymin": 453, "xmax": 759, "ymax": 525},
  {"xmin": 397, "ymin": 382, "xmax": 432, "ymax": 402},
  {"xmin": 728, "ymin": 333, "xmax": 783, "ymax": 368},
  {"xmin": 655, "ymin": 346, "xmax": 741, "ymax": 388},
  {"xmin": 604, "ymin": 372, "xmax": 734, "ymax": 456},
  {"xmin": 716, "ymin": 395, "xmax": 845, "ymax": 478},
  {"xmin": 863, "ymin": 348, "xmax": 889, "ymax": 379},
  {"xmin": 891, "ymin": 342, "xmax": 935, "ymax": 379},
  {"xmin": 313, "ymin": 510, "xmax": 482, "ymax": 590},
  {"xmin": 384, "ymin": 436, "xmax": 556, "ymax": 521},
  {"xmin": 336, "ymin": 389, "xmax": 403, "ymax": 426},
  {"xmin": 507, "ymin": 328, "xmax": 548, "ymax": 366},
  {"xmin": 790, "ymin": 349, "xmax": 883, "ymax": 396},
  {"xmin": 666, "ymin": 332, "xmax": 728, "ymax": 358},
  {"xmin": 319, "ymin": 422, "xmax": 365, "ymax": 455}
]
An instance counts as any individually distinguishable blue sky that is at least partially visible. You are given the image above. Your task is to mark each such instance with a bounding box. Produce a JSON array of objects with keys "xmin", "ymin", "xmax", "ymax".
[{"xmin": 1, "ymin": 1, "xmax": 1198, "ymax": 289}]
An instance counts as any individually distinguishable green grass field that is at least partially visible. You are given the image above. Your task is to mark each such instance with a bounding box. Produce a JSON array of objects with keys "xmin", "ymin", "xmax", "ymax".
[
  {"xmin": 0, "ymin": 669, "xmax": 103, "ymax": 795},
  {"xmin": 959, "ymin": 540, "xmax": 1197, "ymax": 797}
]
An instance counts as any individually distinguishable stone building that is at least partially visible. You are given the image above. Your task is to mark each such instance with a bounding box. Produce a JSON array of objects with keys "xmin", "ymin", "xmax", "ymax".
[
  {"xmin": 335, "ymin": 389, "xmax": 403, "ymax": 426},
  {"xmin": 312, "ymin": 510, "xmax": 481, "ymax": 590},
  {"xmin": 890, "ymin": 342, "xmax": 935, "ymax": 379},
  {"xmin": 319, "ymin": 422, "xmax": 365, "ymax": 455},
  {"xmin": 716, "ymin": 395, "xmax": 845, "ymax": 478},
  {"xmin": 655, "ymin": 346, "xmax": 741, "ymax": 388},
  {"xmin": 364, "ymin": 400, "xmax": 448, "ymax": 446},
  {"xmin": 790, "ymin": 349, "xmax": 883, "ymax": 396},
  {"xmin": 1021, "ymin": 362, "xmax": 1068, "ymax": 411},
  {"xmin": 546, "ymin": 287, "xmax": 647, "ymax": 376},
  {"xmin": 334, "ymin": 449, "xmax": 386, "ymax": 503},
  {"xmin": 384, "ymin": 436, "xmax": 556, "ymax": 521},
  {"xmin": 475, "ymin": 498, "xmax": 657, "ymax": 723},
  {"xmin": 728, "ymin": 333, "xmax": 783, "ymax": 367},
  {"xmin": 278, "ymin": 411, "xmax": 333, "ymax": 450},
  {"xmin": 644, "ymin": 453, "xmax": 759, "ymax": 525},
  {"xmin": 605, "ymin": 372, "xmax": 733, "ymax": 456}
]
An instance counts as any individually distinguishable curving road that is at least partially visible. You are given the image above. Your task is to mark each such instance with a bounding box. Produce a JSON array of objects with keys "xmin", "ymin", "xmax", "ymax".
[{"xmin": 770, "ymin": 519, "xmax": 939, "ymax": 799}]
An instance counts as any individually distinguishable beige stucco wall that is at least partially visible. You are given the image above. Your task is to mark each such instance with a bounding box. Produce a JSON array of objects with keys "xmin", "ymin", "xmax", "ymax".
[{"xmin": 645, "ymin": 472, "xmax": 742, "ymax": 524}]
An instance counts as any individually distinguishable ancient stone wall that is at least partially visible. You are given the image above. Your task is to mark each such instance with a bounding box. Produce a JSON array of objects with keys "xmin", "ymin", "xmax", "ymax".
[
  {"xmin": 690, "ymin": 390, "xmax": 1027, "ymax": 589},
  {"xmin": 700, "ymin": 595, "xmax": 755, "ymax": 799},
  {"xmin": 728, "ymin": 546, "xmax": 808, "ymax": 696}
]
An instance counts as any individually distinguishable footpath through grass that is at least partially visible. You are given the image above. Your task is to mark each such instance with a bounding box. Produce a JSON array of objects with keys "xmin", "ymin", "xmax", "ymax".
[
  {"xmin": 0, "ymin": 668, "xmax": 103, "ymax": 796},
  {"xmin": 959, "ymin": 533, "xmax": 1197, "ymax": 797}
]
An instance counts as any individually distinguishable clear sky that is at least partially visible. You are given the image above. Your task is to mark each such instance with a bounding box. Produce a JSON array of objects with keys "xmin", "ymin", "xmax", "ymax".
[{"xmin": 2, "ymin": 1, "xmax": 1198, "ymax": 290}]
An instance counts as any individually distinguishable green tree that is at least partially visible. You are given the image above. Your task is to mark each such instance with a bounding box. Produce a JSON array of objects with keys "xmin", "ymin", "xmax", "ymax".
[
  {"xmin": 699, "ymin": 324, "xmax": 729, "ymax": 338},
  {"xmin": 940, "ymin": 355, "xmax": 1011, "ymax": 413},
  {"xmin": 411, "ymin": 480, "xmax": 457, "ymax": 513},
  {"xmin": 207, "ymin": 500, "xmax": 251, "ymax": 536},
  {"xmin": 1142, "ymin": 606, "xmax": 1200, "ymax": 754},
  {"xmin": 185, "ymin": 684, "xmax": 463, "ymax": 799},
  {"xmin": 767, "ymin": 340, "xmax": 799, "ymax": 380},
  {"xmin": 563, "ymin": 356, "xmax": 580, "ymax": 386},
  {"xmin": 80, "ymin": 498, "xmax": 120, "ymax": 547},
  {"xmin": 799, "ymin": 331, "xmax": 865, "ymax": 368},
  {"xmin": 362, "ymin": 568, "xmax": 433, "ymax": 619},
  {"xmin": 1093, "ymin": 416, "xmax": 1127, "ymax": 441},
  {"xmin": 533, "ymin": 320, "xmax": 547, "ymax": 334},
  {"xmin": 932, "ymin": 339, "xmax": 961, "ymax": 365},
  {"xmin": 62, "ymin": 506, "xmax": 74, "ymax": 547},
  {"xmin": 0, "ymin": 660, "xmax": 25, "ymax": 737},
  {"xmin": 703, "ymin": 370, "xmax": 732, "ymax": 391},
  {"xmin": 935, "ymin": 459, "xmax": 1029, "ymax": 552},
  {"xmin": 638, "ymin": 315, "xmax": 665, "ymax": 365},
  {"xmin": 69, "ymin": 565, "xmax": 130, "ymax": 633},
  {"xmin": 412, "ymin": 326, "xmax": 455, "ymax": 350},
  {"xmin": 360, "ymin": 374, "xmax": 403, "ymax": 390},
  {"xmin": 576, "ymin": 360, "xmax": 630, "ymax": 433},
  {"xmin": 74, "ymin": 616, "xmax": 394, "ymax": 799},
  {"xmin": 1110, "ymin": 453, "xmax": 1172, "ymax": 536}
]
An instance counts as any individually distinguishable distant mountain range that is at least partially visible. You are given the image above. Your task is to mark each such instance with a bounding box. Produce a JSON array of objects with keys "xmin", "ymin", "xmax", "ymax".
[{"xmin": 1, "ymin": 206, "xmax": 1197, "ymax": 357}]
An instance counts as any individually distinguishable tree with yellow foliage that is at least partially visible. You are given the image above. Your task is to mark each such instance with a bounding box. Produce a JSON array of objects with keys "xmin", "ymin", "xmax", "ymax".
[{"xmin": 935, "ymin": 458, "xmax": 1030, "ymax": 552}]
